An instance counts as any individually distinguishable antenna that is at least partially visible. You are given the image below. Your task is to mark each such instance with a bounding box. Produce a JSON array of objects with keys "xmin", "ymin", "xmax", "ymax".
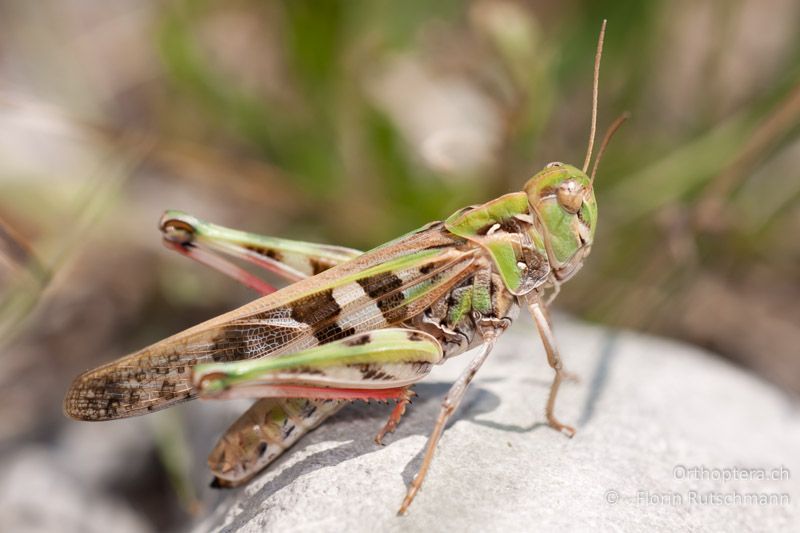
[
  {"xmin": 590, "ymin": 112, "xmax": 629, "ymax": 183},
  {"xmin": 582, "ymin": 19, "xmax": 607, "ymax": 173}
]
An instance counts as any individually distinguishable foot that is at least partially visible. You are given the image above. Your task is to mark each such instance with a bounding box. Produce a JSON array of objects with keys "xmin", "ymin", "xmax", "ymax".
[{"xmin": 547, "ymin": 415, "xmax": 576, "ymax": 438}]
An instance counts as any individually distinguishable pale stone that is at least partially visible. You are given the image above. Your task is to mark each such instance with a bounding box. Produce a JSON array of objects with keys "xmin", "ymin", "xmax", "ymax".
[{"xmin": 193, "ymin": 315, "xmax": 800, "ymax": 532}]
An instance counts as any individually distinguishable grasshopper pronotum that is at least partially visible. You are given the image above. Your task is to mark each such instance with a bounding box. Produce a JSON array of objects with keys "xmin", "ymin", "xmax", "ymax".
[{"xmin": 64, "ymin": 21, "xmax": 625, "ymax": 514}]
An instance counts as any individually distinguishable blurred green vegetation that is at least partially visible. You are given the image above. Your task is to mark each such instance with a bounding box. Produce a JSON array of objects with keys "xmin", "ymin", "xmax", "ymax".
[{"xmin": 1, "ymin": 0, "xmax": 800, "ymax": 428}]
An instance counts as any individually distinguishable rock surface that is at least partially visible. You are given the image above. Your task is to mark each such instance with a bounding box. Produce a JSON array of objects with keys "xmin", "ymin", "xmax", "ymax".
[
  {"xmin": 0, "ymin": 446, "xmax": 153, "ymax": 533},
  {"xmin": 192, "ymin": 316, "xmax": 800, "ymax": 532}
]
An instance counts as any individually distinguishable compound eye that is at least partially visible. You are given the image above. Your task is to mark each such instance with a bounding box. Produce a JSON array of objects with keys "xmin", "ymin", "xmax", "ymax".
[
  {"xmin": 556, "ymin": 179, "xmax": 583, "ymax": 214},
  {"xmin": 545, "ymin": 161, "xmax": 564, "ymax": 169}
]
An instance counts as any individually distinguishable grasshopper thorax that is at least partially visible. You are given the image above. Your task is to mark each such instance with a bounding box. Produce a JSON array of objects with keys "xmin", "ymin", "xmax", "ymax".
[{"xmin": 523, "ymin": 162, "xmax": 597, "ymax": 281}]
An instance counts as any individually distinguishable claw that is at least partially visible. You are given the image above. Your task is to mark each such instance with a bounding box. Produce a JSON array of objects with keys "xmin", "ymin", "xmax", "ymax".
[{"xmin": 547, "ymin": 416, "xmax": 576, "ymax": 438}]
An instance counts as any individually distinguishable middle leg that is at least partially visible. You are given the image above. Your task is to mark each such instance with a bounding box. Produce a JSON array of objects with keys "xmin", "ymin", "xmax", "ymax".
[{"xmin": 398, "ymin": 321, "xmax": 505, "ymax": 515}]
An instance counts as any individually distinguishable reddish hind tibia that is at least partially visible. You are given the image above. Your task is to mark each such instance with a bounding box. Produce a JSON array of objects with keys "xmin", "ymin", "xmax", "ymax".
[
  {"xmin": 161, "ymin": 239, "xmax": 278, "ymax": 296},
  {"xmin": 199, "ymin": 383, "xmax": 411, "ymax": 402}
]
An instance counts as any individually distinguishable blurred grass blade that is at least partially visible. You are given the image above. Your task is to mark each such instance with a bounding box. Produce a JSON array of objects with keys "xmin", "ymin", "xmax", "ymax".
[
  {"xmin": 151, "ymin": 411, "xmax": 202, "ymax": 516},
  {"xmin": 0, "ymin": 135, "xmax": 152, "ymax": 348},
  {"xmin": 698, "ymin": 80, "xmax": 800, "ymax": 232},
  {"xmin": 603, "ymin": 113, "xmax": 752, "ymax": 223},
  {"xmin": 0, "ymin": 218, "xmax": 51, "ymax": 343}
]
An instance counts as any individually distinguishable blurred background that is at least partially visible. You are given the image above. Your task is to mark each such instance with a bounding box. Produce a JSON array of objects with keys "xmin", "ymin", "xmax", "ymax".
[{"xmin": 1, "ymin": 0, "xmax": 798, "ymax": 531}]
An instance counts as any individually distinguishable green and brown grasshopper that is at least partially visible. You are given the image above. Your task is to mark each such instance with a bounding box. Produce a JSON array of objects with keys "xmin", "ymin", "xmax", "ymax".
[{"xmin": 64, "ymin": 22, "xmax": 624, "ymax": 514}]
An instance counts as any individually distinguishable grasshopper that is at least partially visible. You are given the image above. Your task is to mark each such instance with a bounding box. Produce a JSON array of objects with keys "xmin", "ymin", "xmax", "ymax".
[{"xmin": 64, "ymin": 22, "xmax": 625, "ymax": 514}]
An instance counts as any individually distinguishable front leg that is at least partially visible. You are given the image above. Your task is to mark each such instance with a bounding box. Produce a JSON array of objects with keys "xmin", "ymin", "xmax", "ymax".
[{"xmin": 526, "ymin": 293, "xmax": 576, "ymax": 438}]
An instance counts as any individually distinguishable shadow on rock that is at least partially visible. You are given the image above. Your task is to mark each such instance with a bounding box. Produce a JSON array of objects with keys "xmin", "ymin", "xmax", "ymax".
[{"xmin": 217, "ymin": 382, "xmax": 500, "ymax": 528}]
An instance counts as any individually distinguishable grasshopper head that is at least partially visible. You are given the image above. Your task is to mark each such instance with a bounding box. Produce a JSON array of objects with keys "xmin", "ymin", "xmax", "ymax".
[{"xmin": 523, "ymin": 162, "xmax": 597, "ymax": 281}]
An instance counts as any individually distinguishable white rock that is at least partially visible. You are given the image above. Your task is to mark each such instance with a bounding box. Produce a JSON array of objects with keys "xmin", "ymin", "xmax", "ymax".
[
  {"xmin": 186, "ymin": 315, "xmax": 799, "ymax": 531},
  {"xmin": 0, "ymin": 446, "xmax": 153, "ymax": 533}
]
